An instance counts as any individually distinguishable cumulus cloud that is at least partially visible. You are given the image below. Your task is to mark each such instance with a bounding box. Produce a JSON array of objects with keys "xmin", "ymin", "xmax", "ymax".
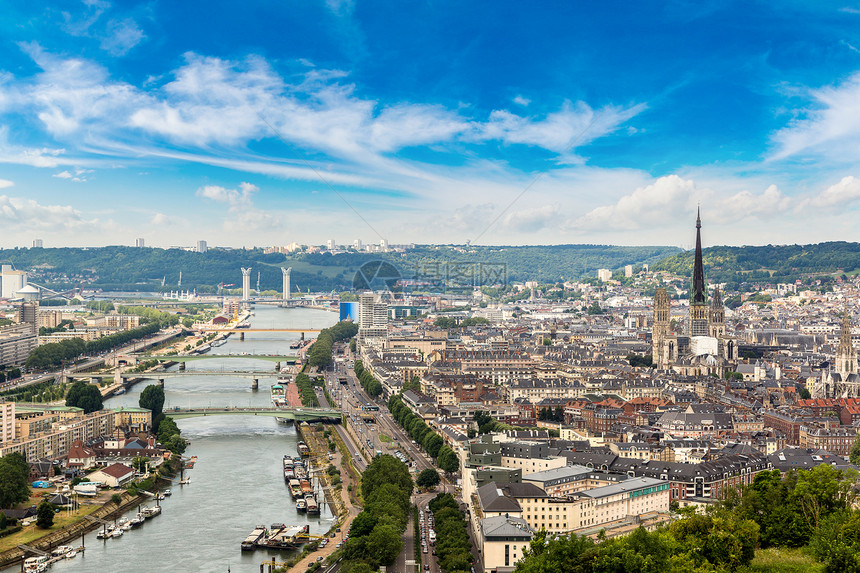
[
  {"xmin": 513, "ymin": 95, "xmax": 530, "ymax": 107},
  {"xmin": 501, "ymin": 204, "xmax": 561, "ymax": 233},
  {"xmin": 0, "ymin": 195, "xmax": 96, "ymax": 230},
  {"xmin": 795, "ymin": 176, "xmax": 860, "ymax": 213},
  {"xmin": 196, "ymin": 182, "xmax": 281, "ymax": 230},
  {"xmin": 196, "ymin": 182, "xmax": 258, "ymax": 208},
  {"xmin": 150, "ymin": 212, "xmax": 171, "ymax": 225},
  {"xmin": 0, "ymin": 179, "xmax": 12, "ymax": 189},
  {"xmin": 571, "ymin": 176, "xmax": 790, "ymax": 233}
]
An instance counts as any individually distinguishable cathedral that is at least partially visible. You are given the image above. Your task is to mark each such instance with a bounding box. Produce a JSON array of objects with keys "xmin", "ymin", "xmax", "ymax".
[
  {"xmin": 652, "ymin": 211, "xmax": 737, "ymax": 376},
  {"xmin": 813, "ymin": 304, "xmax": 860, "ymax": 399}
]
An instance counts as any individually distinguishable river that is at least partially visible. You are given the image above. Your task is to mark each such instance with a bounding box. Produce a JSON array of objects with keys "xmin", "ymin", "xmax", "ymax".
[{"xmin": 14, "ymin": 306, "xmax": 339, "ymax": 573}]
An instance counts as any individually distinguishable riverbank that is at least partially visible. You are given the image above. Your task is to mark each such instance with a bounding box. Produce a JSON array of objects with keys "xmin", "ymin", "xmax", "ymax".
[{"xmin": 0, "ymin": 491, "xmax": 149, "ymax": 570}]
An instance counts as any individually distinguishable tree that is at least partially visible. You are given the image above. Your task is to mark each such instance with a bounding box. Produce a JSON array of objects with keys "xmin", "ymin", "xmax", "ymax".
[
  {"xmin": 139, "ymin": 384, "xmax": 165, "ymax": 418},
  {"xmin": 800, "ymin": 387, "xmax": 812, "ymax": 400},
  {"xmin": 366, "ymin": 523, "xmax": 403, "ymax": 567},
  {"xmin": 851, "ymin": 433, "xmax": 860, "ymax": 465},
  {"xmin": 36, "ymin": 501, "xmax": 55, "ymax": 529},
  {"xmin": 416, "ymin": 469, "xmax": 441, "ymax": 489},
  {"xmin": 0, "ymin": 453, "xmax": 30, "ymax": 509},
  {"xmin": 65, "ymin": 381, "xmax": 103, "ymax": 413},
  {"xmin": 350, "ymin": 511, "xmax": 378, "ymax": 538}
]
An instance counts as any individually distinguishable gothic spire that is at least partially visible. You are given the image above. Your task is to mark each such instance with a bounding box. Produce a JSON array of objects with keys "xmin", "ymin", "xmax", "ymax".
[{"xmin": 691, "ymin": 207, "xmax": 706, "ymax": 304}]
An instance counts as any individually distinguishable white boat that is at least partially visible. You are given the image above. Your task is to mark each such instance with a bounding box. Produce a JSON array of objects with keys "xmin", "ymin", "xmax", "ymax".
[
  {"xmin": 52, "ymin": 546, "xmax": 73, "ymax": 557},
  {"xmin": 66, "ymin": 550, "xmax": 77, "ymax": 559},
  {"xmin": 24, "ymin": 556, "xmax": 48, "ymax": 572},
  {"xmin": 163, "ymin": 489, "xmax": 172, "ymax": 496},
  {"xmin": 179, "ymin": 477, "xmax": 190, "ymax": 485},
  {"xmin": 112, "ymin": 527, "xmax": 124, "ymax": 537}
]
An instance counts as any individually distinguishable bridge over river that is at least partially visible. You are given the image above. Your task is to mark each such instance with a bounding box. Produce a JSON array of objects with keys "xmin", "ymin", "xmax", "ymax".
[
  {"xmin": 166, "ymin": 406, "xmax": 341, "ymax": 422},
  {"xmin": 135, "ymin": 353, "xmax": 296, "ymax": 363}
]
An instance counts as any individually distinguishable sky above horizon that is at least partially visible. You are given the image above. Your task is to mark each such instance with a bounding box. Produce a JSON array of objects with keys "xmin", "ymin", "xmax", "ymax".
[{"xmin": 2, "ymin": 1, "xmax": 860, "ymax": 249}]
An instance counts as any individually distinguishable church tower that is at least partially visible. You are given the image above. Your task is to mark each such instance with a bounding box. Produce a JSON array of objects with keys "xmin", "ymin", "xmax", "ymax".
[
  {"xmin": 836, "ymin": 303, "xmax": 857, "ymax": 379},
  {"xmin": 709, "ymin": 286, "xmax": 725, "ymax": 338},
  {"xmin": 652, "ymin": 287, "xmax": 672, "ymax": 369},
  {"xmin": 688, "ymin": 209, "xmax": 709, "ymax": 337}
]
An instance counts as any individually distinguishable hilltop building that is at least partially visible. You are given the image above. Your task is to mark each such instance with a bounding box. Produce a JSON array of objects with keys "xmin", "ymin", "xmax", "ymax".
[{"xmin": 652, "ymin": 211, "xmax": 737, "ymax": 375}]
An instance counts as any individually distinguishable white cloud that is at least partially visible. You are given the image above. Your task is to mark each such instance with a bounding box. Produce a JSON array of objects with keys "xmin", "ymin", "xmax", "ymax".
[
  {"xmin": 771, "ymin": 72, "xmax": 860, "ymax": 161},
  {"xmin": 151, "ymin": 212, "xmax": 171, "ymax": 225},
  {"xmin": 501, "ymin": 204, "xmax": 560, "ymax": 233},
  {"xmin": 101, "ymin": 18, "xmax": 146, "ymax": 56},
  {"xmin": 0, "ymin": 179, "xmax": 12, "ymax": 189},
  {"xmin": 795, "ymin": 176, "xmax": 860, "ymax": 212},
  {"xmin": 52, "ymin": 167, "xmax": 90, "ymax": 182},
  {"xmin": 196, "ymin": 182, "xmax": 281, "ymax": 231},
  {"xmin": 571, "ymin": 176, "xmax": 790, "ymax": 233},
  {"xmin": 0, "ymin": 195, "xmax": 97, "ymax": 230},
  {"xmin": 513, "ymin": 95, "xmax": 530, "ymax": 107},
  {"xmin": 478, "ymin": 101, "xmax": 647, "ymax": 152},
  {"xmin": 196, "ymin": 182, "xmax": 257, "ymax": 208}
]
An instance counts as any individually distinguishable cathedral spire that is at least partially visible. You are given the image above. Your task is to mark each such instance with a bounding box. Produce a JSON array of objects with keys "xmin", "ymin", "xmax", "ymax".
[{"xmin": 691, "ymin": 207, "xmax": 706, "ymax": 304}]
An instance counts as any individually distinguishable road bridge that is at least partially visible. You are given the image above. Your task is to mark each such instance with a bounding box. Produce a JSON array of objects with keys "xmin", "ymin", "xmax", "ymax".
[
  {"xmin": 119, "ymin": 370, "xmax": 280, "ymax": 380},
  {"xmin": 165, "ymin": 406, "xmax": 341, "ymax": 422},
  {"xmin": 136, "ymin": 354, "xmax": 296, "ymax": 363},
  {"xmin": 195, "ymin": 328, "xmax": 323, "ymax": 333}
]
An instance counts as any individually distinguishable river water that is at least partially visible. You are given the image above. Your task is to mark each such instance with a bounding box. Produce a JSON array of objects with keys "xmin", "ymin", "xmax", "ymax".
[{"xmin": 14, "ymin": 306, "xmax": 339, "ymax": 573}]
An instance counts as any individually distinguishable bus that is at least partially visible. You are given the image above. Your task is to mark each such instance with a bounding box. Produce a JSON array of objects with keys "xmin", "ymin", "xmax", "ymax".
[{"xmin": 362, "ymin": 404, "xmax": 379, "ymax": 412}]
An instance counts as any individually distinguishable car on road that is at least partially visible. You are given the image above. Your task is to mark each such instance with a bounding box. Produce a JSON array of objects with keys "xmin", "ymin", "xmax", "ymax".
[{"xmin": 316, "ymin": 556, "xmax": 324, "ymax": 562}]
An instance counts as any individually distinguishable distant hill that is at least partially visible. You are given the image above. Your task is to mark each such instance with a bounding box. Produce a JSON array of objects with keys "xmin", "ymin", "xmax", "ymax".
[
  {"xmin": 0, "ymin": 244, "xmax": 681, "ymax": 293},
  {"xmin": 651, "ymin": 241, "xmax": 860, "ymax": 286}
]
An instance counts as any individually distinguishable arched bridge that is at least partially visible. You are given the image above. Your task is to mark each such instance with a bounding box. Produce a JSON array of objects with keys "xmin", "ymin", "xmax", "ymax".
[
  {"xmin": 165, "ymin": 407, "xmax": 341, "ymax": 422},
  {"xmin": 120, "ymin": 370, "xmax": 280, "ymax": 380}
]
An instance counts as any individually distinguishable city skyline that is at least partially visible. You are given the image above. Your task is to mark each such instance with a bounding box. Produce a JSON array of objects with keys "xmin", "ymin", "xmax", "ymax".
[{"xmin": 1, "ymin": 2, "xmax": 860, "ymax": 248}]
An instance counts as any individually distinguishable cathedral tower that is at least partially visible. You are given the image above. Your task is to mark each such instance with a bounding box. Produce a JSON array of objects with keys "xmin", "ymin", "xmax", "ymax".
[
  {"xmin": 709, "ymin": 286, "xmax": 725, "ymax": 338},
  {"xmin": 836, "ymin": 303, "xmax": 857, "ymax": 379},
  {"xmin": 689, "ymin": 209, "xmax": 709, "ymax": 337},
  {"xmin": 652, "ymin": 288, "xmax": 673, "ymax": 369}
]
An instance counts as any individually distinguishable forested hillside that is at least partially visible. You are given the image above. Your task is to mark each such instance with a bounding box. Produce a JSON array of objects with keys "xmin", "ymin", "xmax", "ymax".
[
  {"xmin": 0, "ymin": 244, "xmax": 680, "ymax": 293},
  {"xmin": 652, "ymin": 242, "xmax": 860, "ymax": 287}
]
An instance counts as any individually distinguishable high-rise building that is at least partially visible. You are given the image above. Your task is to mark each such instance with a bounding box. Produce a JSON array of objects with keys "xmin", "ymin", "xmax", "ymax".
[
  {"xmin": 358, "ymin": 292, "xmax": 388, "ymax": 341},
  {"xmin": 597, "ymin": 269, "xmax": 612, "ymax": 282},
  {"xmin": 135, "ymin": 238, "xmax": 145, "ymax": 247},
  {"xmin": 1, "ymin": 266, "xmax": 27, "ymax": 299},
  {"xmin": 282, "ymin": 267, "xmax": 292, "ymax": 300},
  {"xmin": 197, "ymin": 240, "xmax": 208, "ymax": 253},
  {"xmin": 624, "ymin": 265, "xmax": 633, "ymax": 278},
  {"xmin": 17, "ymin": 302, "xmax": 38, "ymax": 326},
  {"xmin": 241, "ymin": 268, "xmax": 252, "ymax": 302},
  {"xmin": 353, "ymin": 239, "xmax": 362, "ymax": 250},
  {"xmin": 0, "ymin": 401, "xmax": 15, "ymax": 443},
  {"xmin": 32, "ymin": 239, "xmax": 43, "ymax": 248},
  {"xmin": 380, "ymin": 239, "xmax": 389, "ymax": 251}
]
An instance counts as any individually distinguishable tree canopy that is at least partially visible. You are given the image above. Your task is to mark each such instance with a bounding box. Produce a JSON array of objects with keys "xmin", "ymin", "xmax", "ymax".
[
  {"xmin": 0, "ymin": 453, "xmax": 30, "ymax": 509},
  {"xmin": 139, "ymin": 384, "xmax": 165, "ymax": 418},
  {"xmin": 65, "ymin": 381, "xmax": 103, "ymax": 413}
]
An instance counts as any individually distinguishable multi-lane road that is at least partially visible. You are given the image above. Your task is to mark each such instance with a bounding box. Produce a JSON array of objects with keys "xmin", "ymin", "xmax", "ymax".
[{"xmin": 315, "ymin": 354, "xmax": 464, "ymax": 573}]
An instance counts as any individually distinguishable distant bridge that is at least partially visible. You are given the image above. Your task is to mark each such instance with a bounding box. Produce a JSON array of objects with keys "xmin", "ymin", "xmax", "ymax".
[
  {"xmin": 136, "ymin": 354, "xmax": 296, "ymax": 363},
  {"xmin": 195, "ymin": 328, "xmax": 323, "ymax": 333},
  {"xmin": 166, "ymin": 406, "xmax": 342, "ymax": 422},
  {"xmin": 120, "ymin": 370, "xmax": 281, "ymax": 380}
]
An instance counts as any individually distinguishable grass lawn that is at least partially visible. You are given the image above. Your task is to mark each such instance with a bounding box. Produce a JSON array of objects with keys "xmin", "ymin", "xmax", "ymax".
[
  {"xmin": 743, "ymin": 547, "xmax": 825, "ymax": 573},
  {"xmin": 379, "ymin": 433, "xmax": 392, "ymax": 443},
  {"xmin": 0, "ymin": 504, "xmax": 99, "ymax": 552}
]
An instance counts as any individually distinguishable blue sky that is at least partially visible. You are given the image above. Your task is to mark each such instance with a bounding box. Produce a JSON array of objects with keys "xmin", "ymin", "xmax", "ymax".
[{"xmin": 2, "ymin": 1, "xmax": 860, "ymax": 248}]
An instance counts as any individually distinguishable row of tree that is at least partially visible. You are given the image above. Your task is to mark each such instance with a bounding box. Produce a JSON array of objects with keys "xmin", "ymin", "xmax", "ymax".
[
  {"xmin": 342, "ymin": 455, "xmax": 412, "ymax": 570},
  {"xmin": 295, "ymin": 373, "xmax": 319, "ymax": 407},
  {"xmin": 433, "ymin": 316, "xmax": 490, "ymax": 329},
  {"xmin": 353, "ymin": 361, "xmax": 382, "ymax": 397},
  {"xmin": 429, "ymin": 493, "xmax": 474, "ymax": 573},
  {"xmin": 307, "ymin": 321, "xmax": 358, "ymax": 368},
  {"xmin": 388, "ymin": 394, "xmax": 459, "ymax": 474},
  {"xmin": 25, "ymin": 323, "xmax": 163, "ymax": 370}
]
